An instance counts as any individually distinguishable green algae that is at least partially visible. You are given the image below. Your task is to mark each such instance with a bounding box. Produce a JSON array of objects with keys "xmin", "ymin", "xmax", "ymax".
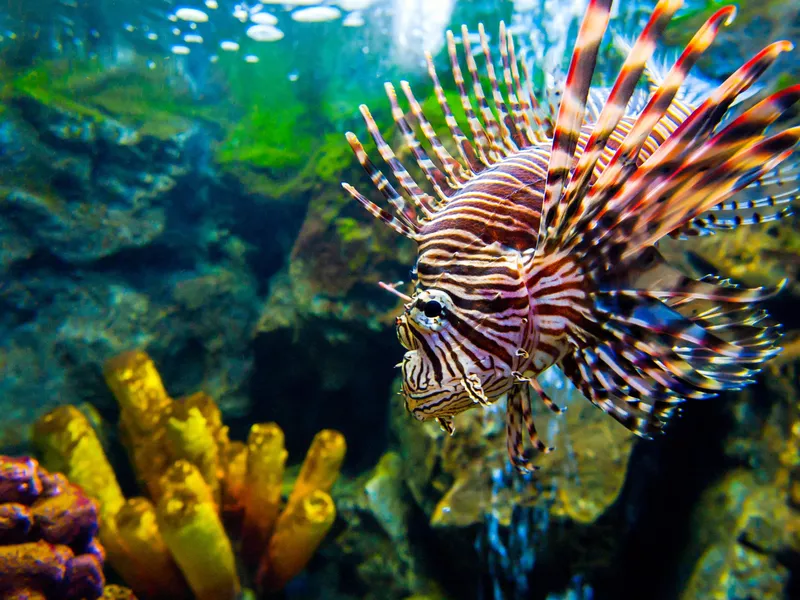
[
  {"xmin": 665, "ymin": 0, "xmax": 798, "ymax": 52},
  {"xmin": 1, "ymin": 42, "xmax": 485, "ymax": 207},
  {"xmin": 9, "ymin": 58, "xmax": 224, "ymax": 141}
]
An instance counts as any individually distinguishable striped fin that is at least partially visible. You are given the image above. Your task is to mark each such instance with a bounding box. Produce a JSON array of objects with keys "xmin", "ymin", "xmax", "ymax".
[
  {"xmin": 672, "ymin": 154, "xmax": 800, "ymax": 237},
  {"xmin": 505, "ymin": 384, "xmax": 552, "ymax": 474},
  {"xmin": 537, "ymin": 0, "xmax": 613, "ymax": 253},
  {"xmin": 594, "ymin": 294, "xmax": 780, "ymax": 363},
  {"xmin": 476, "ymin": 23, "xmax": 520, "ymax": 154},
  {"xmin": 342, "ymin": 182, "xmax": 418, "ymax": 239},
  {"xmin": 584, "ymin": 88, "xmax": 651, "ymax": 124},
  {"xmin": 500, "ymin": 21, "xmax": 539, "ymax": 146},
  {"xmin": 617, "ymin": 123, "xmax": 800, "ymax": 262},
  {"xmin": 557, "ymin": 241, "xmax": 785, "ymax": 439},
  {"xmin": 342, "ymin": 132, "xmax": 420, "ymax": 239},
  {"xmin": 344, "ymin": 19, "xmax": 547, "ymax": 237},
  {"xmin": 384, "ymin": 82, "xmax": 453, "ymax": 204},
  {"xmin": 519, "ymin": 49, "xmax": 552, "ymax": 139},
  {"xmin": 446, "ymin": 29, "xmax": 496, "ymax": 166},
  {"xmin": 562, "ymin": 5, "xmax": 737, "ymax": 249},
  {"xmin": 527, "ymin": 376, "xmax": 565, "ymax": 414},
  {"xmin": 423, "ymin": 52, "xmax": 483, "ymax": 177},
  {"xmin": 557, "ymin": 290, "xmax": 771, "ymax": 438},
  {"xmin": 460, "ymin": 25, "xmax": 511, "ymax": 157},
  {"xmin": 399, "ymin": 79, "xmax": 468, "ymax": 189},
  {"xmin": 559, "ymin": 350, "xmax": 678, "ymax": 438},
  {"xmin": 550, "ymin": 0, "xmax": 684, "ymax": 242},
  {"xmin": 357, "ymin": 104, "xmax": 439, "ymax": 219},
  {"xmin": 623, "ymin": 84, "xmax": 800, "ymax": 236},
  {"xmin": 571, "ymin": 41, "xmax": 796, "ymax": 264}
]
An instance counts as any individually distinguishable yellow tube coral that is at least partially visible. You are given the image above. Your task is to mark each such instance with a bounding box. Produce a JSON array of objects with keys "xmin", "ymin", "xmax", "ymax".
[
  {"xmin": 103, "ymin": 350, "xmax": 172, "ymax": 435},
  {"xmin": 164, "ymin": 406, "xmax": 220, "ymax": 506},
  {"xmin": 286, "ymin": 429, "xmax": 346, "ymax": 510},
  {"xmin": 32, "ymin": 406, "xmax": 125, "ymax": 521},
  {"xmin": 258, "ymin": 490, "xmax": 336, "ymax": 593},
  {"xmin": 103, "ymin": 350, "xmax": 174, "ymax": 499},
  {"xmin": 127, "ymin": 438, "xmax": 172, "ymax": 501},
  {"xmin": 113, "ymin": 498, "xmax": 190, "ymax": 600},
  {"xmin": 156, "ymin": 485, "xmax": 240, "ymax": 600},
  {"xmin": 159, "ymin": 460, "xmax": 216, "ymax": 510},
  {"xmin": 241, "ymin": 423, "xmax": 287, "ymax": 564},
  {"xmin": 178, "ymin": 391, "xmax": 230, "ymax": 454},
  {"xmin": 101, "ymin": 585, "xmax": 139, "ymax": 599},
  {"xmin": 220, "ymin": 441, "xmax": 247, "ymax": 521}
]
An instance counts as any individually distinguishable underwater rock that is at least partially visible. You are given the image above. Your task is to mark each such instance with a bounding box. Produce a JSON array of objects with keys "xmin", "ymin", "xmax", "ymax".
[
  {"xmin": 681, "ymin": 470, "xmax": 796, "ymax": 600},
  {"xmin": 678, "ymin": 358, "xmax": 800, "ymax": 600},
  {"xmin": 256, "ymin": 178, "xmax": 416, "ymax": 337},
  {"xmin": 0, "ymin": 454, "xmax": 137, "ymax": 600},
  {"xmin": 0, "ymin": 209, "xmax": 261, "ymax": 452},
  {"xmin": 0, "ymin": 58, "xmax": 279, "ymax": 449},
  {"xmin": 377, "ymin": 370, "xmax": 639, "ymax": 598},
  {"xmin": 1, "ymin": 93, "xmax": 189, "ymax": 264},
  {"xmin": 308, "ymin": 452, "xmax": 444, "ymax": 600}
]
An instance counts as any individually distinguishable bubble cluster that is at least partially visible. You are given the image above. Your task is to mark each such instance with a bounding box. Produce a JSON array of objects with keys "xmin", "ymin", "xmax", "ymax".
[{"xmin": 123, "ymin": 1, "xmax": 380, "ymax": 63}]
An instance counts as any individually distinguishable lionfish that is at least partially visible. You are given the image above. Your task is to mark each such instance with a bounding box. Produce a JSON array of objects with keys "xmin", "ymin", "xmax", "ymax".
[{"xmin": 341, "ymin": 0, "xmax": 800, "ymax": 473}]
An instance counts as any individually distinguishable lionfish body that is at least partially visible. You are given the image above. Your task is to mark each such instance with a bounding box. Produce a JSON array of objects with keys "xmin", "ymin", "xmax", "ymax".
[{"xmin": 342, "ymin": 0, "xmax": 800, "ymax": 472}]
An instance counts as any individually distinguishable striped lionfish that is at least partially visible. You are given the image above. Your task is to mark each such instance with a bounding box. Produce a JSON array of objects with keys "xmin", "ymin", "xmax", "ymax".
[{"xmin": 341, "ymin": 0, "xmax": 800, "ymax": 473}]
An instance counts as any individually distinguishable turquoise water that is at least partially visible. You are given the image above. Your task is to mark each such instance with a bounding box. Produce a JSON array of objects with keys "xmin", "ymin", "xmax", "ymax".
[{"xmin": 0, "ymin": 1, "xmax": 799, "ymax": 599}]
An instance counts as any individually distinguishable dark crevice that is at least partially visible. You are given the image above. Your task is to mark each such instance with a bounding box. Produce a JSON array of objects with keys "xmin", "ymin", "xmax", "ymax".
[{"xmin": 250, "ymin": 321, "xmax": 401, "ymax": 475}]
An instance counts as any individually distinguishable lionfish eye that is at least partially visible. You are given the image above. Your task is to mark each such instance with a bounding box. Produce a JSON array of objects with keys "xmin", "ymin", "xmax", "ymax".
[{"xmin": 423, "ymin": 300, "xmax": 444, "ymax": 319}]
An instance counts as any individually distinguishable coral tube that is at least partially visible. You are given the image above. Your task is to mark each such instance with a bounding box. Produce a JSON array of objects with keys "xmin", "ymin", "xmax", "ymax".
[
  {"xmin": 286, "ymin": 429, "xmax": 346, "ymax": 510},
  {"xmin": 164, "ymin": 405, "xmax": 220, "ymax": 506},
  {"xmin": 156, "ymin": 483, "xmax": 240, "ymax": 600},
  {"xmin": 113, "ymin": 497, "xmax": 189, "ymax": 599},
  {"xmin": 103, "ymin": 350, "xmax": 172, "ymax": 435},
  {"xmin": 178, "ymin": 391, "xmax": 230, "ymax": 452},
  {"xmin": 159, "ymin": 460, "xmax": 217, "ymax": 511},
  {"xmin": 241, "ymin": 422, "xmax": 287, "ymax": 563},
  {"xmin": 220, "ymin": 441, "xmax": 247, "ymax": 523},
  {"xmin": 32, "ymin": 406, "xmax": 125, "ymax": 520},
  {"xmin": 257, "ymin": 490, "xmax": 336, "ymax": 593},
  {"xmin": 103, "ymin": 350, "xmax": 174, "ymax": 499},
  {"xmin": 101, "ymin": 585, "xmax": 140, "ymax": 599}
]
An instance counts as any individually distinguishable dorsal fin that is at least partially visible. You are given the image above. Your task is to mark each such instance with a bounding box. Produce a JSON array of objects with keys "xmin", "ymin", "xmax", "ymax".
[
  {"xmin": 537, "ymin": 0, "xmax": 614, "ymax": 255},
  {"xmin": 560, "ymin": 5, "xmax": 737, "ymax": 250},
  {"xmin": 550, "ymin": 0, "xmax": 684, "ymax": 243}
]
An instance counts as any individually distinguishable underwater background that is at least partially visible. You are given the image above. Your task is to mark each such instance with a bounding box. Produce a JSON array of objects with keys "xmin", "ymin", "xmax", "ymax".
[{"xmin": 1, "ymin": 0, "xmax": 800, "ymax": 598}]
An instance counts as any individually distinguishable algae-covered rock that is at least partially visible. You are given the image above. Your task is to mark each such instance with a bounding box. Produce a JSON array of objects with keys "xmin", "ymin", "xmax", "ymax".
[
  {"xmin": 0, "ymin": 59, "xmax": 207, "ymax": 265},
  {"xmin": 678, "ymin": 350, "xmax": 800, "ymax": 600},
  {"xmin": 681, "ymin": 471, "xmax": 796, "ymax": 600},
  {"xmin": 310, "ymin": 452, "xmax": 445, "ymax": 600}
]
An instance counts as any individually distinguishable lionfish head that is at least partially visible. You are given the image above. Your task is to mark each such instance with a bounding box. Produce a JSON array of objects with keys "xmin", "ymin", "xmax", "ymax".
[{"xmin": 394, "ymin": 275, "xmax": 517, "ymax": 425}]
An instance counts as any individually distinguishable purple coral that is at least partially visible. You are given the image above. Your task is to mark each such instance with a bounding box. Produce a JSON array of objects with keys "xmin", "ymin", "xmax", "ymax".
[{"xmin": 0, "ymin": 455, "xmax": 105, "ymax": 600}]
